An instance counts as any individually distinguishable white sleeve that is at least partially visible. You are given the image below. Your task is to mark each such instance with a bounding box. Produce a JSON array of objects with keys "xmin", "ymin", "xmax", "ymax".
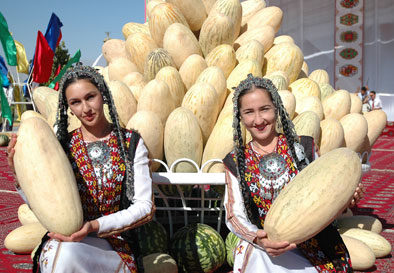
[
  {"xmin": 224, "ymin": 170, "xmax": 264, "ymax": 251},
  {"xmin": 97, "ymin": 137, "xmax": 154, "ymax": 236}
]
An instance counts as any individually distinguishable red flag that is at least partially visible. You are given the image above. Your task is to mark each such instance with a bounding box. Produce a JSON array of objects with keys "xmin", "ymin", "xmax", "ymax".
[
  {"xmin": 33, "ymin": 31, "xmax": 54, "ymax": 83},
  {"xmin": 53, "ymin": 65, "xmax": 61, "ymax": 90}
]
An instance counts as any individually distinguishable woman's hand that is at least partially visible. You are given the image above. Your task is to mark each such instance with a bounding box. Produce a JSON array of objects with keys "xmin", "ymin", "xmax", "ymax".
[
  {"xmin": 6, "ymin": 133, "xmax": 17, "ymax": 174},
  {"xmin": 254, "ymin": 229, "xmax": 297, "ymax": 257},
  {"xmin": 48, "ymin": 220, "xmax": 99, "ymax": 242},
  {"xmin": 349, "ymin": 182, "xmax": 365, "ymax": 208}
]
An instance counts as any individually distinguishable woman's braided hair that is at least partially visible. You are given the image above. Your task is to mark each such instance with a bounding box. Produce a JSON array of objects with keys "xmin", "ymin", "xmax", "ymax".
[
  {"xmin": 56, "ymin": 63, "xmax": 136, "ymax": 199},
  {"xmin": 232, "ymin": 73, "xmax": 306, "ymax": 228}
]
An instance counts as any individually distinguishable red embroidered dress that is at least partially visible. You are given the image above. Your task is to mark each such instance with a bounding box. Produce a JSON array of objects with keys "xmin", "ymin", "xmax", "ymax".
[
  {"xmin": 69, "ymin": 128, "xmax": 137, "ymax": 272},
  {"xmin": 226, "ymin": 134, "xmax": 352, "ymax": 273}
]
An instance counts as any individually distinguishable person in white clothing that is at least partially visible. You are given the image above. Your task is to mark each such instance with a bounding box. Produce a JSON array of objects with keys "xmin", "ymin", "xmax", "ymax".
[
  {"xmin": 7, "ymin": 64, "xmax": 154, "ymax": 273},
  {"xmin": 368, "ymin": 91, "xmax": 383, "ymax": 111},
  {"xmin": 222, "ymin": 74, "xmax": 364, "ymax": 273}
]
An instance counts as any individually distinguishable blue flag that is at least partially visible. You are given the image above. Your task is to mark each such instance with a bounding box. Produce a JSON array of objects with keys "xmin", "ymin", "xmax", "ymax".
[
  {"xmin": 0, "ymin": 56, "xmax": 9, "ymax": 88},
  {"xmin": 44, "ymin": 13, "xmax": 63, "ymax": 52}
]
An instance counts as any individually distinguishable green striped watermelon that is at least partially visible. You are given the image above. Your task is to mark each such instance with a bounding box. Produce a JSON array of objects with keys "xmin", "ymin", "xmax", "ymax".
[
  {"xmin": 225, "ymin": 232, "xmax": 241, "ymax": 267},
  {"xmin": 170, "ymin": 223, "xmax": 225, "ymax": 273},
  {"xmin": 134, "ymin": 220, "xmax": 169, "ymax": 256},
  {"xmin": 0, "ymin": 134, "xmax": 9, "ymax": 146}
]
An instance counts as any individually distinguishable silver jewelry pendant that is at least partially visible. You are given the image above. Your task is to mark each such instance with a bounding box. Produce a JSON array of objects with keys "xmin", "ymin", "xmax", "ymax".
[
  {"xmin": 86, "ymin": 141, "xmax": 111, "ymax": 166},
  {"xmin": 258, "ymin": 152, "xmax": 287, "ymax": 180}
]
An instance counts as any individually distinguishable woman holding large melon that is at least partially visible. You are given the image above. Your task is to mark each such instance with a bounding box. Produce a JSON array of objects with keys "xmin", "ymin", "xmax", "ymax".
[
  {"xmin": 223, "ymin": 74, "xmax": 363, "ymax": 272},
  {"xmin": 7, "ymin": 64, "xmax": 154, "ymax": 272}
]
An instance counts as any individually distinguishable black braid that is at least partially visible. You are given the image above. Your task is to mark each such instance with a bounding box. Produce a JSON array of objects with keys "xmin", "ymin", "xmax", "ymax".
[{"xmin": 56, "ymin": 87, "xmax": 71, "ymax": 153}]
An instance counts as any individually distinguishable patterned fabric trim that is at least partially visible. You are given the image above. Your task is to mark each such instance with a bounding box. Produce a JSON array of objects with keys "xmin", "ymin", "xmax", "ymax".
[{"xmin": 241, "ymin": 242, "xmax": 254, "ymax": 272}]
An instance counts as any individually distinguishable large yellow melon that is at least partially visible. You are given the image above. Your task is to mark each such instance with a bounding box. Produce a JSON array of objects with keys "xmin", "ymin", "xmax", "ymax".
[
  {"xmin": 20, "ymin": 110, "xmax": 47, "ymax": 124},
  {"xmin": 138, "ymin": 79, "xmax": 175, "ymax": 125},
  {"xmin": 341, "ymin": 235, "xmax": 375, "ymax": 271},
  {"xmin": 273, "ymin": 35, "xmax": 294, "ymax": 45},
  {"xmin": 264, "ymin": 148, "xmax": 361, "ymax": 244},
  {"xmin": 264, "ymin": 42, "xmax": 304, "ymax": 84},
  {"xmin": 292, "ymin": 111, "xmax": 321, "ymax": 143},
  {"xmin": 164, "ymin": 107, "xmax": 203, "ymax": 172},
  {"xmin": 108, "ymin": 58, "xmax": 139, "ymax": 81},
  {"xmin": 319, "ymin": 82, "xmax": 335, "ymax": 101},
  {"xmin": 295, "ymin": 96, "xmax": 324, "ymax": 121},
  {"xmin": 107, "ymin": 80, "xmax": 137, "ymax": 127},
  {"xmin": 278, "ymin": 90, "xmax": 296, "ymax": 119},
  {"xmin": 126, "ymin": 32, "xmax": 158, "ymax": 73},
  {"xmin": 18, "ymin": 204, "xmax": 39, "ymax": 225},
  {"xmin": 244, "ymin": 6, "xmax": 283, "ymax": 33},
  {"xmin": 122, "ymin": 22, "xmax": 150, "ymax": 40},
  {"xmin": 227, "ymin": 60, "xmax": 262, "ymax": 91},
  {"xmin": 322, "ymin": 89, "xmax": 351, "ymax": 120},
  {"xmin": 205, "ymin": 44, "xmax": 237, "ymax": 79},
  {"xmin": 349, "ymin": 93, "xmax": 362, "ymax": 113},
  {"xmin": 340, "ymin": 113, "xmax": 368, "ymax": 152},
  {"xmin": 336, "ymin": 215, "xmax": 383, "ymax": 234},
  {"xmin": 209, "ymin": 0, "xmax": 242, "ymax": 41},
  {"xmin": 363, "ymin": 110, "xmax": 387, "ymax": 146},
  {"xmin": 126, "ymin": 111, "xmax": 164, "ymax": 172},
  {"xmin": 148, "ymin": 3, "xmax": 189, "ymax": 47},
  {"xmin": 240, "ymin": 0, "xmax": 266, "ymax": 29},
  {"xmin": 5, "ymin": 222, "xmax": 47, "ymax": 254},
  {"xmin": 308, "ymin": 69, "xmax": 329, "ymax": 85},
  {"xmin": 289, "ymin": 78, "xmax": 321, "ymax": 101},
  {"xmin": 264, "ymin": 74, "xmax": 288, "ymax": 91},
  {"xmin": 14, "ymin": 118, "xmax": 83, "ymax": 235},
  {"xmin": 179, "ymin": 54, "xmax": 208, "ymax": 90},
  {"xmin": 146, "ymin": 0, "xmax": 166, "ymax": 21},
  {"xmin": 167, "ymin": 0, "xmax": 207, "ymax": 31},
  {"xmin": 163, "ymin": 23, "xmax": 202, "ymax": 69},
  {"xmin": 144, "ymin": 48, "xmax": 176, "ymax": 82},
  {"xmin": 235, "ymin": 39, "xmax": 265, "ymax": 65},
  {"xmin": 155, "ymin": 66, "xmax": 186, "ymax": 107},
  {"xmin": 182, "ymin": 82, "xmax": 220, "ymax": 144},
  {"xmin": 319, "ymin": 118, "xmax": 344, "ymax": 155},
  {"xmin": 32, "ymin": 86, "xmax": 58, "ymax": 119},
  {"xmin": 202, "ymin": 0, "xmax": 216, "ymax": 14},
  {"xmin": 199, "ymin": 13, "xmax": 234, "ymax": 57},
  {"xmin": 196, "ymin": 66, "xmax": 228, "ymax": 110},
  {"xmin": 102, "ymin": 39, "xmax": 130, "ymax": 63},
  {"xmin": 122, "ymin": 72, "xmax": 146, "ymax": 88},
  {"xmin": 234, "ymin": 26, "xmax": 275, "ymax": 53}
]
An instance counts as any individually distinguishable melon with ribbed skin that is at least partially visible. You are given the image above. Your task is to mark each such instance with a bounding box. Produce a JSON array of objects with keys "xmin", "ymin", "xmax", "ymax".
[
  {"xmin": 205, "ymin": 44, "xmax": 237, "ymax": 79},
  {"xmin": 107, "ymin": 80, "xmax": 137, "ymax": 127},
  {"xmin": 5, "ymin": 222, "xmax": 47, "ymax": 254},
  {"xmin": 143, "ymin": 253, "xmax": 178, "ymax": 273},
  {"xmin": 341, "ymin": 235, "xmax": 375, "ymax": 271},
  {"xmin": 227, "ymin": 60, "xmax": 262, "ymax": 91},
  {"xmin": 209, "ymin": 0, "xmax": 242, "ymax": 41},
  {"xmin": 148, "ymin": 3, "xmax": 189, "ymax": 47},
  {"xmin": 340, "ymin": 113, "xmax": 368, "ymax": 152},
  {"xmin": 363, "ymin": 110, "xmax": 387, "ymax": 146},
  {"xmin": 134, "ymin": 220, "xmax": 169, "ymax": 256},
  {"xmin": 336, "ymin": 215, "xmax": 383, "ymax": 234},
  {"xmin": 14, "ymin": 118, "xmax": 83, "ymax": 235},
  {"xmin": 32, "ymin": 86, "xmax": 58, "ymax": 119},
  {"xmin": 123, "ymin": 72, "xmax": 146, "ymax": 91},
  {"xmin": 319, "ymin": 118, "xmax": 345, "ymax": 155},
  {"xmin": 278, "ymin": 90, "xmax": 296, "ymax": 119},
  {"xmin": 245, "ymin": 6, "xmax": 283, "ymax": 33},
  {"xmin": 274, "ymin": 35, "xmax": 294, "ymax": 45},
  {"xmin": 170, "ymin": 223, "xmax": 226, "ymax": 273},
  {"xmin": 199, "ymin": 13, "xmax": 234, "ymax": 57},
  {"xmin": 18, "ymin": 204, "xmax": 39, "ymax": 225},
  {"xmin": 126, "ymin": 111, "xmax": 163, "ymax": 172},
  {"xmin": 144, "ymin": 48, "xmax": 176, "ymax": 82},
  {"xmin": 122, "ymin": 22, "xmax": 150, "ymax": 40},
  {"xmin": 264, "ymin": 148, "xmax": 361, "ymax": 244},
  {"xmin": 108, "ymin": 58, "xmax": 139, "ymax": 81},
  {"xmin": 225, "ymin": 232, "xmax": 241, "ymax": 267},
  {"xmin": 295, "ymin": 96, "xmax": 324, "ymax": 121},
  {"xmin": 264, "ymin": 42, "xmax": 304, "ymax": 84},
  {"xmin": 289, "ymin": 78, "xmax": 321, "ymax": 101},
  {"xmin": 146, "ymin": 0, "xmax": 165, "ymax": 20},
  {"xmin": 163, "ymin": 23, "xmax": 202, "ymax": 69},
  {"xmin": 264, "ymin": 74, "xmax": 288, "ymax": 90},
  {"xmin": 339, "ymin": 228, "xmax": 392, "ymax": 258},
  {"xmin": 164, "ymin": 107, "xmax": 203, "ymax": 173},
  {"xmin": 182, "ymin": 82, "xmax": 219, "ymax": 145},
  {"xmin": 293, "ymin": 111, "xmax": 321, "ymax": 143},
  {"xmin": 167, "ymin": 0, "xmax": 207, "ymax": 31},
  {"xmin": 155, "ymin": 66, "xmax": 186, "ymax": 107},
  {"xmin": 234, "ymin": 26, "xmax": 275, "ymax": 53},
  {"xmin": 102, "ymin": 39, "xmax": 130, "ymax": 63},
  {"xmin": 240, "ymin": 0, "xmax": 266, "ymax": 28},
  {"xmin": 138, "ymin": 79, "xmax": 175, "ymax": 125},
  {"xmin": 322, "ymin": 89, "xmax": 351, "ymax": 120},
  {"xmin": 126, "ymin": 32, "xmax": 158, "ymax": 73},
  {"xmin": 349, "ymin": 93, "xmax": 362, "ymax": 113},
  {"xmin": 196, "ymin": 66, "xmax": 228, "ymax": 110},
  {"xmin": 179, "ymin": 54, "xmax": 208, "ymax": 90},
  {"xmin": 308, "ymin": 69, "xmax": 329, "ymax": 85},
  {"xmin": 319, "ymin": 82, "xmax": 335, "ymax": 101},
  {"xmin": 236, "ymin": 39, "xmax": 265, "ymax": 65}
]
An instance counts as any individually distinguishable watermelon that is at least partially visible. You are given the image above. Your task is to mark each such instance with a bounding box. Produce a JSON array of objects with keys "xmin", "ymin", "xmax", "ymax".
[
  {"xmin": 170, "ymin": 223, "xmax": 225, "ymax": 273},
  {"xmin": 134, "ymin": 220, "xmax": 169, "ymax": 256},
  {"xmin": 225, "ymin": 232, "xmax": 241, "ymax": 267},
  {"xmin": 0, "ymin": 134, "xmax": 9, "ymax": 146}
]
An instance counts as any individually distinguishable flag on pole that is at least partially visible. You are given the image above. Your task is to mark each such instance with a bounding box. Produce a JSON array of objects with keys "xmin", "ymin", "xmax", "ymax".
[
  {"xmin": 44, "ymin": 13, "xmax": 63, "ymax": 52},
  {"xmin": 0, "ymin": 76, "xmax": 13, "ymax": 126},
  {"xmin": 32, "ymin": 31, "xmax": 54, "ymax": 83},
  {"xmin": 0, "ymin": 56, "xmax": 10, "ymax": 88},
  {"xmin": 0, "ymin": 12, "xmax": 17, "ymax": 66},
  {"xmin": 48, "ymin": 49, "xmax": 81, "ymax": 89},
  {"xmin": 15, "ymin": 40, "xmax": 29, "ymax": 74},
  {"xmin": 53, "ymin": 65, "xmax": 61, "ymax": 90}
]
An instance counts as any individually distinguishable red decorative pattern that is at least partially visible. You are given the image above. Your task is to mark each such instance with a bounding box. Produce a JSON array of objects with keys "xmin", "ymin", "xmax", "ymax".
[
  {"xmin": 340, "ymin": 64, "xmax": 358, "ymax": 77},
  {"xmin": 340, "ymin": 0, "xmax": 359, "ymax": 9},
  {"xmin": 340, "ymin": 13, "xmax": 359, "ymax": 26},
  {"xmin": 340, "ymin": 31, "xmax": 359, "ymax": 43}
]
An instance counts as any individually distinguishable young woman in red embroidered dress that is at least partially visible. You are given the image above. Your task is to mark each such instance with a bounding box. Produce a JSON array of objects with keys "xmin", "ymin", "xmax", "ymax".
[
  {"xmin": 222, "ymin": 74, "xmax": 365, "ymax": 273},
  {"xmin": 7, "ymin": 64, "xmax": 154, "ymax": 272}
]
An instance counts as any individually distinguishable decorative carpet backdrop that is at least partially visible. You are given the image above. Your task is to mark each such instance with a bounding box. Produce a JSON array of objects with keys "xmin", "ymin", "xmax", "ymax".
[{"xmin": 0, "ymin": 134, "xmax": 393, "ymax": 272}]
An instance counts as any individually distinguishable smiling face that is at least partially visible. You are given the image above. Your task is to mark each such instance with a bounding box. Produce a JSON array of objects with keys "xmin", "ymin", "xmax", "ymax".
[
  {"xmin": 239, "ymin": 87, "xmax": 277, "ymax": 144},
  {"xmin": 65, "ymin": 79, "xmax": 107, "ymax": 130}
]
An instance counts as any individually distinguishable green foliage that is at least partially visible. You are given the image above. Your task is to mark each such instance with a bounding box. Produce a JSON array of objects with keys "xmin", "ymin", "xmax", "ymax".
[{"xmin": 43, "ymin": 41, "xmax": 70, "ymax": 86}]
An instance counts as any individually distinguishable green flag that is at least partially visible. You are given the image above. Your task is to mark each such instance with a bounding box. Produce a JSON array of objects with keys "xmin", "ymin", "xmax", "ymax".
[
  {"xmin": 0, "ymin": 12, "xmax": 17, "ymax": 66},
  {"xmin": 49, "ymin": 49, "xmax": 81, "ymax": 89},
  {"xmin": 0, "ymin": 76, "xmax": 13, "ymax": 126}
]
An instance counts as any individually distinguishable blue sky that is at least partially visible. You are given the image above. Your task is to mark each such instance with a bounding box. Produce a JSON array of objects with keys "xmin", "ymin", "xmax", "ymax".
[{"xmin": 1, "ymin": 0, "xmax": 145, "ymax": 76}]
